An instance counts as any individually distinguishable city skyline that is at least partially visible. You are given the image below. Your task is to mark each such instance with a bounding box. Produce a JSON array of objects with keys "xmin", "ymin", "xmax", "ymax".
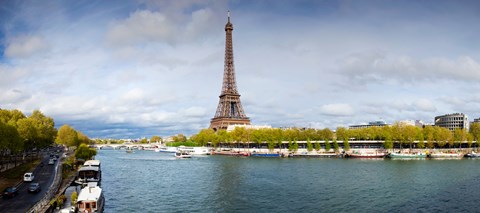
[{"xmin": 1, "ymin": 0, "xmax": 480, "ymax": 138}]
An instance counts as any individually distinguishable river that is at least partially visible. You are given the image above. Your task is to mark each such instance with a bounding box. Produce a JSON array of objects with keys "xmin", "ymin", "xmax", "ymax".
[{"xmin": 96, "ymin": 149, "xmax": 480, "ymax": 212}]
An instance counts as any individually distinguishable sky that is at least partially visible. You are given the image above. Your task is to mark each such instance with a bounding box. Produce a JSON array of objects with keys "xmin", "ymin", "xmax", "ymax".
[{"xmin": 1, "ymin": 0, "xmax": 480, "ymax": 139}]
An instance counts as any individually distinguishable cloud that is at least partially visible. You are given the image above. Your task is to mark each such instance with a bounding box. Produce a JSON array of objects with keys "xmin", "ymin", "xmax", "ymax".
[
  {"xmin": 5, "ymin": 35, "xmax": 48, "ymax": 58},
  {"xmin": 106, "ymin": 10, "xmax": 176, "ymax": 46},
  {"xmin": 319, "ymin": 104, "xmax": 354, "ymax": 116},
  {"xmin": 414, "ymin": 99, "xmax": 437, "ymax": 112},
  {"xmin": 338, "ymin": 51, "xmax": 480, "ymax": 83}
]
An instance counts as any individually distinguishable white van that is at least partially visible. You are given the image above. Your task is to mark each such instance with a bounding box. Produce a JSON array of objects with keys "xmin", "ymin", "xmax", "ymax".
[{"xmin": 24, "ymin": 172, "xmax": 34, "ymax": 182}]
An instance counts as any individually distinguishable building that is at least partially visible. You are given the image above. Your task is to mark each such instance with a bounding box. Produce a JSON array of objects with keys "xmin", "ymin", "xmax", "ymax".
[
  {"xmin": 210, "ymin": 12, "xmax": 251, "ymax": 131},
  {"xmin": 349, "ymin": 121, "xmax": 389, "ymax": 129},
  {"xmin": 434, "ymin": 113, "xmax": 469, "ymax": 131}
]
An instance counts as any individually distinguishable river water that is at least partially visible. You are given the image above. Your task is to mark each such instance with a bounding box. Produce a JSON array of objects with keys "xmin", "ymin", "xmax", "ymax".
[{"xmin": 96, "ymin": 150, "xmax": 480, "ymax": 212}]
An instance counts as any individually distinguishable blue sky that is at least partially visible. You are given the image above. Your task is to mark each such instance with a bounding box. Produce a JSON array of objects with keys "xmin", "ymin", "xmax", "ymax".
[{"xmin": 1, "ymin": 0, "xmax": 480, "ymax": 139}]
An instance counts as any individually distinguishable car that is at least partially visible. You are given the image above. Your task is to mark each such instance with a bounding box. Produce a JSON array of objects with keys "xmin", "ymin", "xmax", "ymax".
[
  {"xmin": 48, "ymin": 158, "xmax": 55, "ymax": 165},
  {"xmin": 3, "ymin": 187, "xmax": 19, "ymax": 198},
  {"xmin": 24, "ymin": 172, "xmax": 34, "ymax": 182},
  {"xmin": 28, "ymin": 183, "xmax": 41, "ymax": 193}
]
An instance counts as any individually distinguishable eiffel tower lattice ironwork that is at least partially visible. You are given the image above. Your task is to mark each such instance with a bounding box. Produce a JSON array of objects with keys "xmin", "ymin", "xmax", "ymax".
[{"xmin": 210, "ymin": 12, "xmax": 250, "ymax": 131}]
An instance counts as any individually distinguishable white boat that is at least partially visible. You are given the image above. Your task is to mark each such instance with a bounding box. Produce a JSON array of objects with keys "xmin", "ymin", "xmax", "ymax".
[
  {"xmin": 429, "ymin": 152, "xmax": 463, "ymax": 158},
  {"xmin": 177, "ymin": 146, "xmax": 210, "ymax": 155},
  {"xmin": 77, "ymin": 183, "xmax": 104, "ymax": 213},
  {"xmin": 76, "ymin": 166, "xmax": 101, "ymax": 186},
  {"xmin": 84, "ymin": 160, "xmax": 101, "ymax": 169},
  {"xmin": 158, "ymin": 146, "xmax": 178, "ymax": 153},
  {"xmin": 174, "ymin": 151, "xmax": 192, "ymax": 158},
  {"xmin": 389, "ymin": 152, "xmax": 427, "ymax": 158}
]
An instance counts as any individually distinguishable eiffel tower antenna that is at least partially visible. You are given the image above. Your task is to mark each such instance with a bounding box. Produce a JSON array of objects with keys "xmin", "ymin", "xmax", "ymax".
[{"xmin": 210, "ymin": 12, "xmax": 250, "ymax": 131}]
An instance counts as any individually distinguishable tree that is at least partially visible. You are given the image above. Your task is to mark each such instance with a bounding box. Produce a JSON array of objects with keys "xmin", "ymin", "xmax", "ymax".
[
  {"xmin": 16, "ymin": 118, "xmax": 38, "ymax": 151},
  {"xmin": 336, "ymin": 127, "xmax": 349, "ymax": 141},
  {"xmin": 417, "ymin": 138, "xmax": 425, "ymax": 149},
  {"xmin": 75, "ymin": 144, "xmax": 97, "ymax": 160},
  {"xmin": 173, "ymin": 134, "xmax": 187, "ymax": 143},
  {"xmin": 470, "ymin": 123, "xmax": 480, "ymax": 142},
  {"xmin": 332, "ymin": 139, "xmax": 339, "ymax": 152},
  {"xmin": 383, "ymin": 136, "xmax": 393, "ymax": 149},
  {"xmin": 150, "ymin": 136, "xmax": 162, "ymax": 143},
  {"xmin": 324, "ymin": 139, "xmax": 330, "ymax": 152},
  {"xmin": 343, "ymin": 138, "xmax": 350, "ymax": 151},
  {"xmin": 306, "ymin": 139, "xmax": 313, "ymax": 152},
  {"xmin": 293, "ymin": 140, "xmax": 299, "ymax": 152},
  {"xmin": 315, "ymin": 142, "xmax": 321, "ymax": 152},
  {"xmin": 56, "ymin": 125, "xmax": 79, "ymax": 147}
]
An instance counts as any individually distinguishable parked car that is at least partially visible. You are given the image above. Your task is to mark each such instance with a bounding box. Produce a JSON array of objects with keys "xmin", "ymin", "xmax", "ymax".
[
  {"xmin": 3, "ymin": 187, "xmax": 19, "ymax": 198},
  {"xmin": 28, "ymin": 183, "xmax": 41, "ymax": 193},
  {"xmin": 48, "ymin": 158, "xmax": 55, "ymax": 165},
  {"xmin": 24, "ymin": 172, "xmax": 34, "ymax": 182}
]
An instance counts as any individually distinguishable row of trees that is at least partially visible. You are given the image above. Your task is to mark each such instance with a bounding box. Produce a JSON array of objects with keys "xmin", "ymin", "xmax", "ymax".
[
  {"xmin": 0, "ymin": 109, "xmax": 57, "ymax": 155},
  {"xmin": 55, "ymin": 124, "xmax": 91, "ymax": 147},
  {"xmin": 190, "ymin": 123, "xmax": 480, "ymax": 149},
  {"xmin": 1, "ymin": 109, "xmax": 96, "ymax": 170}
]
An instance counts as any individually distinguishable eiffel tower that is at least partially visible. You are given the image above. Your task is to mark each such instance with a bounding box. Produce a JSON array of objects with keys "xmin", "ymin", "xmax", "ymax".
[{"xmin": 210, "ymin": 12, "xmax": 250, "ymax": 131}]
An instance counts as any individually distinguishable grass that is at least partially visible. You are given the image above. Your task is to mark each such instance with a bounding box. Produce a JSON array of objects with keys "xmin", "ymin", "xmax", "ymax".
[{"xmin": 0, "ymin": 159, "xmax": 40, "ymax": 193}]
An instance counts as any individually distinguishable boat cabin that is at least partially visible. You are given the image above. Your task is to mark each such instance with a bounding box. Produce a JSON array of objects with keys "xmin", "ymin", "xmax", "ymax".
[
  {"xmin": 76, "ymin": 166, "xmax": 101, "ymax": 185},
  {"xmin": 83, "ymin": 160, "xmax": 101, "ymax": 169},
  {"xmin": 77, "ymin": 183, "xmax": 104, "ymax": 213}
]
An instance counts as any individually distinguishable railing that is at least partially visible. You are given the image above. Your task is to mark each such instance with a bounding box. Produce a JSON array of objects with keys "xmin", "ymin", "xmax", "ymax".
[{"xmin": 27, "ymin": 157, "xmax": 63, "ymax": 213}]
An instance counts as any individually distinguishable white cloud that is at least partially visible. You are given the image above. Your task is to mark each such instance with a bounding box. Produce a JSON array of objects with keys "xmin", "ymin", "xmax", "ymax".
[
  {"xmin": 319, "ymin": 104, "xmax": 354, "ymax": 116},
  {"xmin": 107, "ymin": 10, "xmax": 176, "ymax": 46},
  {"xmin": 338, "ymin": 52, "xmax": 480, "ymax": 83},
  {"xmin": 414, "ymin": 99, "xmax": 437, "ymax": 112},
  {"xmin": 5, "ymin": 35, "xmax": 48, "ymax": 58}
]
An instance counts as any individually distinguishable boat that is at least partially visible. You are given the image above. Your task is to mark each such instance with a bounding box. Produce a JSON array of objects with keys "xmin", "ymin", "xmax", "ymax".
[
  {"xmin": 429, "ymin": 152, "xmax": 463, "ymax": 158},
  {"xmin": 388, "ymin": 152, "xmax": 427, "ymax": 159},
  {"xmin": 346, "ymin": 151, "xmax": 387, "ymax": 158},
  {"xmin": 158, "ymin": 146, "xmax": 178, "ymax": 153},
  {"xmin": 212, "ymin": 150, "xmax": 250, "ymax": 156},
  {"xmin": 84, "ymin": 160, "xmax": 101, "ymax": 169},
  {"xmin": 75, "ymin": 166, "xmax": 101, "ymax": 186},
  {"xmin": 289, "ymin": 153, "xmax": 341, "ymax": 158},
  {"xmin": 174, "ymin": 151, "xmax": 192, "ymax": 158},
  {"xmin": 250, "ymin": 152, "xmax": 280, "ymax": 157},
  {"xmin": 76, "ymin": 182, "xmax": 104, "ymax": 213},
  {"xmin": 126, "ymin": 149, "xmax": 134, "ymax": 153},
  {"xmin": 464, "ymin": 151, "xmax": 480, "ymax": 158},
  {"xmin": 177, "ymin": 146, "xmax": 211, "ymax": 155}
]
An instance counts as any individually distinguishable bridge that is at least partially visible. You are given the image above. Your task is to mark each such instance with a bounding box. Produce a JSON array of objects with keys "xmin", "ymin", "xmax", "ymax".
[{"xmin": 94, "ymin": 143, "xmax": 163, "ymax": 150}]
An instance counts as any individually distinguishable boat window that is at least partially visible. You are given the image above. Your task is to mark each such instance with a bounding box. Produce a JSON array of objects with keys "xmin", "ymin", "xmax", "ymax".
[
  {"xmin": 86, "ymin": 203, "xmax": 90, "ymax": 208},
  {"xmin": 92, "ymin": 202, "xmax": 96, "ymax": 208}
]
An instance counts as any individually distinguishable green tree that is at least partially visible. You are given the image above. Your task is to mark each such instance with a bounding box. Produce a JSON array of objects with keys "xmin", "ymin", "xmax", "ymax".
[
  {"xmin": 56, "ymin": 125, "xmax": 79, "ymax": 147},
  {"xmin": 306, "ymin": 139, "xmax": 313, "ymax": 152},
  {"xmin": 336, "ymin": 127, "xmax": 349, "ymax": 141},
  {"xmin": 383, "ymin": 136, "xmax": 393, "ymax": 149},
  {"xmin": 332, "ymin": 139, "xmax": 339, "ymax": 152},
  {"xmin": 343, "ymin": 138, "xmax": 350, "ymax": 151},
  {"xmin": 324, "ymin": 139, "xmax": 330, "ymax": 152},
  {"xmin": 288, "ymin": 140, "xmax": 293, "ymax": 151},
  {"xmin": 150, "ymin": 136, "xmax": 162, "ymax": 143},
  {"xmin": 75, "ymin": 144, "xmax": 97, "ymax": 160},
  {"xmin": 470, "ymin": 123, "xmax": 480, "ymax": 142},
  {"xmin": 417, "ymin": 138, "xmax": 425, "ymax": 149},
  {"xmin": 293, "ymin": 140, "xmax": 299, "ymax": 152},
  {"xmin": 315, "ymin": 142, "xmax": 321, "ymax": 152}
]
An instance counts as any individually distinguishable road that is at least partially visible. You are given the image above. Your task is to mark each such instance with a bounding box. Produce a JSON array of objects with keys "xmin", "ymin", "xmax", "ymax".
[{"xmin": 0, "ymin": 152, "xmax": 58, "ymax": 213}]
